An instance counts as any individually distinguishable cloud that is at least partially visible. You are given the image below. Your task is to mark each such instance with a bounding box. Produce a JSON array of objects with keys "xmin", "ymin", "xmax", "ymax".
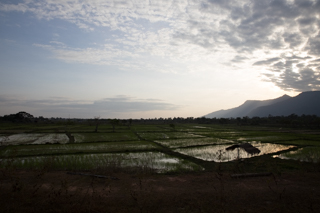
[
  {"xmin": 231, "ymin": 55, "xmax": 248, "ymax": 63},
  {"xmin": 49, "ymin": 41, "xmax": 65, "ymax": 46},
  {"xmin": 0, "ymin": 2, "xmax": 29, "ymax": 13},
  {"xmin": 33, "ymin": 42, "xmax": 138, "ymax": 66},
  {"xmin": 1, "ymin": 0, "xmax": 320, "ymax": 91},
  {"xmin": 257, "ymin": 54, "xmax": 320, "ymax": 92},
  {"xmin": 0, "ymin": 95, "xmax": 180, "ymax": 118},
  {"xmin": 93, "ymin": 96, "xmax": 179, "ymax": 112},
  {"xmin": 253, "ymin": 58, "xmax": 282, "ymax": 66}
]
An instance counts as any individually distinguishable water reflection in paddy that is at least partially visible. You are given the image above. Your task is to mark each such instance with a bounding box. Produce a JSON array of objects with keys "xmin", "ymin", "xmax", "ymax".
[
  {"xmin": 0, "ymin": 133, "xmax": 69, "ymax": 145},
  {"xmin": 175, "ymin": 142, "xmax": 295, "ymax": 162},
  {"xmin": 274, "ymin": 146, "xmax": 320, "ymax": 163},
  {"xmin": 0, "ymin": 152, "xmax": 203, "ymax": 173}
]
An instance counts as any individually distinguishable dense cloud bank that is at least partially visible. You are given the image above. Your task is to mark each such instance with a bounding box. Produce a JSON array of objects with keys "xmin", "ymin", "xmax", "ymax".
[{"xmin": 1, "ymin": 0, "xmax": 320, "ymax": 91}]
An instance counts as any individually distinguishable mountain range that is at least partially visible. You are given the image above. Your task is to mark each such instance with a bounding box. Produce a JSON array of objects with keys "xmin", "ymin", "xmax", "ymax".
[{"xmin": 204, "ymin": 91, "xmax": 320, "ymax": 118}]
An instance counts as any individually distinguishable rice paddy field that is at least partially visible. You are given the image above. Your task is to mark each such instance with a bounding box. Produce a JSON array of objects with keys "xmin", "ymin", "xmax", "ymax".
[
  {"xmin": 2, "ymin": 122, "xmax": 320, "ymax": 213},
  {"xmin": 1, "ymin": 123, "xmax": 320, "ymax": 173}
]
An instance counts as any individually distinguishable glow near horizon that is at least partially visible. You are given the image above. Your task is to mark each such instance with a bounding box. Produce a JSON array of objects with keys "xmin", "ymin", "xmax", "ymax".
[{"xmin": 0, "ymin": 0, "xmax": 319, "ymax": 119}]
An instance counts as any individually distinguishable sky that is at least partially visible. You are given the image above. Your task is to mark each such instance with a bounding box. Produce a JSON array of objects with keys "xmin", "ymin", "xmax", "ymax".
[{"xmin": 0, "ymin": 0, "xmax": 319, "ymax": 119}]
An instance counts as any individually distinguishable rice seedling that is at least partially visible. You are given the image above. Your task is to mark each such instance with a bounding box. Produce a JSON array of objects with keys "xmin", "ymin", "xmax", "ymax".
[
  {"xmin": 154, "ymin": 138, "xmax": 234, "ymax": 148},
  {"xmin": 0, "ymin": 152, "xmax": 203, "ymax": 173},
  {"xmin": 188, "ymin": 131, "xmax": 247, "ymax": 139},
  {"xmin": 131, "ymin": 125, "xmax": 168, "ymax": 132},
  {"xmin": 0, "ymin": 134, "xmax": 69, "ymax": 145},
  {"xmin": 73, "ymin": 132, "xmax": 138, "ymax": 142},
  {"xmin": 0, "ymin": 141, "xmax": 161, "ymax": 157},
  {"xmin": 274, "ymin": 146, "xmax": 320, "ymax": 163},
  {"xmin": 137, "ymin": 132, "xmax": 204, "ymax": 140}
]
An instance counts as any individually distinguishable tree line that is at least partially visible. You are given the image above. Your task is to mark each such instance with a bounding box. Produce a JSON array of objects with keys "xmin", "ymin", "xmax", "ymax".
[{"xmin": 1, "ymin": 111, "xmax": 320, "ymax": 129}]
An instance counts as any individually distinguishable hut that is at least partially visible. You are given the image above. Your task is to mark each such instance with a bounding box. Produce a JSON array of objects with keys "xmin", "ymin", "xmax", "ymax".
[{"xmin": 226, "ymin": 143, "xmax": 261, "ymax": 155}]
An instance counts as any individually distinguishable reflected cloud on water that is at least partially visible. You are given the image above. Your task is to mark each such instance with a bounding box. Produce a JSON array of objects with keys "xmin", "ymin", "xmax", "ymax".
[{"xmin": 175, "ymin": 142, "xmax": 295, "ymax": 162}]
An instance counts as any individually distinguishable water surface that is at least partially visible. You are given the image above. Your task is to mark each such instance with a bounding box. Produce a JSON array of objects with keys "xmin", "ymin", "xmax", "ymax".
[
  {"xmin": 0, "ymin": 152, "xmax": 203, "ymax": 173},
  {"xmin": 175, "ymin": 142, "xmax": 295, "ymax": 162},
  {"xmin": 274, "ymin": 146, "xmax": 320, "ymax": 163}
]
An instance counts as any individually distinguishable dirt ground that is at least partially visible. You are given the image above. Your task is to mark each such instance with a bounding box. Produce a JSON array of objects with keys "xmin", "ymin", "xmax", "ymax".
[{"xmin": 1, "ymin": 169, "xmax": 320, "ymax": 213}]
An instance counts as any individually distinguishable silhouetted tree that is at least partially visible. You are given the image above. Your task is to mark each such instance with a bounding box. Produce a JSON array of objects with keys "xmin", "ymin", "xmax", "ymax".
[
  {"xmin": 2, "ymin": 111, "xmax": 34, "ymax": 123},
  {"xmin": 94, "ymin": 116, "xmax": 101, "ymax": 132},
  {"xmin": 109, "ymin": 119, "xmax": 119, "ymax": 132},
  {"xmin": 169, "ymin": 123, "xmax": 176, "ymax": 131}
]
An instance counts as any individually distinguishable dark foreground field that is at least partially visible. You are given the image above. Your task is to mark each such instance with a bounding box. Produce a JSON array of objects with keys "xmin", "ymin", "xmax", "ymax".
[{"xmin": 1, "ymin": 169, "xmax": 320, "ymax": 213}]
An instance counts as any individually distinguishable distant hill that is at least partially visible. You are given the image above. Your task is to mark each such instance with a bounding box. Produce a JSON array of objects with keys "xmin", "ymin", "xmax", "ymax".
[
  {"xmin": 204, "ymin": 91, "xmax": 320, "ymax": 118},
  {"xmin": 248, "ymin": 91, "xmax": 320, "ymax": 117}
]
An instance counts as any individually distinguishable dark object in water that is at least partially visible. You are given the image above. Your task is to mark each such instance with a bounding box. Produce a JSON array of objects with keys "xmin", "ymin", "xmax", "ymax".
[{"xmin": 226, "ymin": 143, "xmax": 261, "ymax": 155}]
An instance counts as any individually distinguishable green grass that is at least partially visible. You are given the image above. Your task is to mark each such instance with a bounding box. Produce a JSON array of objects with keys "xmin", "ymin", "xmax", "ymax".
[
  {"xmin": 154, "ymin": 138, "xmax": 234, "ymax": 148},
  {"xmin": 137, "ymin": 132, "xmax": 204, "ymax": 140},
  {"xmin": 0, "ymin": 133, "xmax": 69, "ymax": 145},
  {"xmin": 297, "ymin": 134, "xmax": 320, "ymax": 141},
  {"xmin": 0, "ymin": 151, "xmax": 203, "ymax": 172},
  {"xmin": 275, "ymin": 146, "xmax": 320, "ymax": 163},
  {"xmin": 192, "ymin": 130, "xmax": 309, "ymax": 142},
  {"xmin": 1, "ymin": 123, "xmax": 320, "ymax": 173},
  {"xmin": 68, "ymin": 124, "xmax": 130, "ymax": 132},
  {"xmin": 189, "ymin": 131, "xmax": 247, "ymax": 139},
  {"xmin": 131, "ymin": 125, "xmax": 170, "ymax": 131},
  {"xmin": 73, "ymin": 132, "xmax": 139, "ymax": 142},
  {"xmin": 272, "ymin": 140, "xmax": 320, "ymax": 146},
  {"xmin": 0, "ymin": 141, "xmax": 161, "ymax": 157},
  {"xmin": 171, "ymin": 124, "xmax": 214, "ymax": 132}
]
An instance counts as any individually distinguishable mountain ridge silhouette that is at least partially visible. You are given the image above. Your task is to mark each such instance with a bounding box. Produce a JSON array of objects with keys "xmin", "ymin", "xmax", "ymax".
[{"xmin": 204, "ymin": 91, "xmax": 320, "ymax": 118}]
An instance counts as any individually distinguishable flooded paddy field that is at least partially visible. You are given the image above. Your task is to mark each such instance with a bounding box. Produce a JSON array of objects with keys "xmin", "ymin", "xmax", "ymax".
[
  {"xmin": 154, "ymin": 137, "xmax": 234, "ymax": 148},
  {"xmin": 131, "ymin": 124, "xmax": 173, "ymax": 132},
  {"xmin": 137, "ymin": 131, "xmax": 204, "ymax": 140},
  {"xmin": 0, "ymin": 133, "xmax": 69, "ymax": 145},
  {"xmin": 175, "ymin": 142, "xmax": 296, "ymax": 162},
  {"xmin": 72, "ymin": 132, "xmax": 139, "ymax": 143},
  {"xmin": 275, "ymin": 146, "xmax": 320, "ymax": 163},
  {"xmin": 0, "ymin": 141, "xmax": 161, "ymax": 157},
  {"xmin": 1, "ymin": 152, "xmax": 202, "ymax": 173},
  {"xmin": 2, "ymin": 123, "xmax": 320, "ymax": 213},
  {"xmin": 1, "ymin": 123, "xmax": 320, "ymax": 173}
]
